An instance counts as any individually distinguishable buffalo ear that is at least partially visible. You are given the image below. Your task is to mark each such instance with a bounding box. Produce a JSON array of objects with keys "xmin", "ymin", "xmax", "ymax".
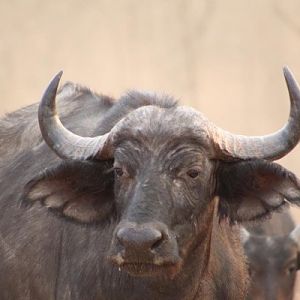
[
  {"xmin": 22, "ymin": 160, "xmax": 115, "ymax": 224},
  {"xmin": 216, "ymin": 160, "xmax": 300, "ymax": 223}
]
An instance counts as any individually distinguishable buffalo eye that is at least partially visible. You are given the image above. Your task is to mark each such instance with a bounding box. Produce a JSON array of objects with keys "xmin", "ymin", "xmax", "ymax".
[
  {"xmin": 114, "ymin": 167, "xmax": 124, "ymax": 177},
  {"xmin": 287, "ymin": 264, "xmax": 297, "ymax": 275},
  {"xmin": 284, "ymin": 260, "xmax": 297, "ymax": 276},
  {"xmin": 187, "ymin": 169, "xmax": 200, "ymax": 179}
]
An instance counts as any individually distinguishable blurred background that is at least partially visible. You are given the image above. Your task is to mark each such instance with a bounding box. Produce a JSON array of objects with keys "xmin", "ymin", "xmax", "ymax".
[{"xmin": 1, "ymin": 0, "xmax": 300, "ymax": 296}]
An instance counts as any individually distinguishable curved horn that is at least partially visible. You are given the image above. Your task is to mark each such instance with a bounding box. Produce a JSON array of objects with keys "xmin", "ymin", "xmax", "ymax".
[
  {"xmin": 209, "ymin": 66, "xmax": 300, "ymax": 160},
  {"xmin": 38, "ymin": 71, "xmax": 111, "ymax": 160}
]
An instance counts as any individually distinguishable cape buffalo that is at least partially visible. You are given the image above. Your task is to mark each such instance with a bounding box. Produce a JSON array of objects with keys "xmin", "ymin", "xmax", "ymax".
[
  {"xmin": 242, "ymin": 210, "xmax": 300, "ymax": 300},
  {"xmin": 1, "ymin": 68, "xmax": 300, "ymax": 299}
]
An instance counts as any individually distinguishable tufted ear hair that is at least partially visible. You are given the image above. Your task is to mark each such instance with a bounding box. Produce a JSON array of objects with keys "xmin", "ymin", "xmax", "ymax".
[
  {"xmin": 240, "ymin": 227, "xmax": 251, "ymax": 245},
  {"xmin": 216, "ymin": 159, "xmax": 300, "ymax": 224},
  {"xmin": 22, "ymin": 160, "xmax": 115, "ymax": 224},
  {"xmin": 289, "ymin": 225, "xmax": 300, "ymax": 269}
]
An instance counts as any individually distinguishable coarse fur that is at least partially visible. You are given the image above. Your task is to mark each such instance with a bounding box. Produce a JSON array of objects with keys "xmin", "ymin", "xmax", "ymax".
[{"xmin": 1, "ymin": 81, "xmax": 300, "ymax": 300}]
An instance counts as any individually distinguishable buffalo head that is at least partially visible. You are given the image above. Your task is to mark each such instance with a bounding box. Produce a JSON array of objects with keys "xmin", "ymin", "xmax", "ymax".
[
  {"xmin": 242, "ymin": 225, "xmax": 300, "ymax": 300},
  {"xmin": 24, "ymin": 68, "xmax": 300, "ymax": 278}
]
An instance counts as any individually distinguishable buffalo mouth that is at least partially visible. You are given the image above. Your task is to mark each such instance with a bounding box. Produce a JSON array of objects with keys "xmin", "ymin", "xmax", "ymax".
[
  {"xmin": 108, "ymin": 255, "xmax": 182, "ymax": 278},
  {"xmin": 121, "ymin": 262, "xmax": 181, "ymax": 277}
]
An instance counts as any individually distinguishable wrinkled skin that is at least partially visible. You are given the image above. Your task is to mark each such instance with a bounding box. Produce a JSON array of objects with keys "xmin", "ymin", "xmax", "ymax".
[
  {"xmin": 1, "ymin": 83, "xmax": 300, "ymax": 300},
  {"xmin": 243, "ymin": 211, "xmax": 299, "ymax": 300}
]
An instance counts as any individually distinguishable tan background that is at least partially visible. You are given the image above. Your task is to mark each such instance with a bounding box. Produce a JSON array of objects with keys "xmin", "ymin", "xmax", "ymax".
[{"xmin": 1, "ymin": 0, "xmax": 300, "ymax": 297}]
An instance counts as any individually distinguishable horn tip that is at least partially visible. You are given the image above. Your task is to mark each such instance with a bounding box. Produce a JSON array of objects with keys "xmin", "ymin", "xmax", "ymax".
[
  {"xmin": 283, "ymin": 65, "xmax": 292, "ymax": 77},
  {"xmin": 39, "ymin": 71, "xmax": 64, "ymax": 117},
  {"xmin": 54, "ymin": 70, "xmax": 63, "ymax": 82},
  {"xmin": 43, "ymin": 71, "xmax": 64, "ymax": 94},
  {"xmin": 282, "ymin": 66, "xmax": 300, "ymax": 93},
  {"xmin": 282, "ymin": 66, "xmax": 297, "ymax": 82},
  {"xmin": 282, "ymin": 65, "xmax": 300, "ymax": 89},
  {"xmin": 47, "ymin": 70, "xmax": 64, "ymax": 93}
]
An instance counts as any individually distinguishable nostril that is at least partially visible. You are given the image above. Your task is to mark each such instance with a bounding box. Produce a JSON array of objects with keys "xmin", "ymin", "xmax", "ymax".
[
  {"xmin": 150, "ymin": 235, "xmax": 163, "ymax": 250},
  {"xmin": 116, "ymin": 226, "xmax": 163, "ymax": 251}
]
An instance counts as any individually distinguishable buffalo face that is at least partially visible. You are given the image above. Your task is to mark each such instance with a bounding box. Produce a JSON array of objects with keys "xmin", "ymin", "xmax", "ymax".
[{"xmin": 105, "ymin": 115, "xmax": 217, "ymax": 277}]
